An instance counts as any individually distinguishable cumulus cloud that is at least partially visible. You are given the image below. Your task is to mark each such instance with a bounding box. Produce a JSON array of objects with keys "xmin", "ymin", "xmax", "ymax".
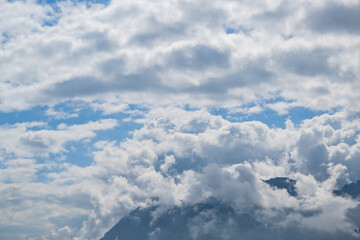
[
  {"xmin": 47, "ymin": 108, "xmax": 358, "ymax": 239},
  {"xmin": 0, "ymin": 107, "xmax": 359, "ymax": 239},
  {"xmin": 0, "ymin": 0, "xmax": 359, "ymax": 113}
]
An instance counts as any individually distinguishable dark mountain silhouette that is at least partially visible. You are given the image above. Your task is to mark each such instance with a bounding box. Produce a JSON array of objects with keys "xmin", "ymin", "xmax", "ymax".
[
  {"xmin": 263, "ymin": 177, "xmax": 298, "ymax": 197},
  {"xmin": 333, "ymin": 180, "xmax": 360, "ymax": 199},
  {"xmin": 100, "ymin": 198, "xmax": 261, "ymax": 240}
]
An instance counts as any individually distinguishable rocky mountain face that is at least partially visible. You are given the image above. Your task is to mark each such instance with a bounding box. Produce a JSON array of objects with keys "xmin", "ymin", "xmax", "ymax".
[{"xmin": 333, "ymin": 180, "xmax": 360, "ymax": 199}]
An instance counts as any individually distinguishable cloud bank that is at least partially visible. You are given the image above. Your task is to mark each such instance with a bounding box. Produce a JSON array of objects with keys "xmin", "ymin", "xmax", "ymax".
[{"xmin": 0, "ymin": 0, "xmax": 359, "ymax": 113}]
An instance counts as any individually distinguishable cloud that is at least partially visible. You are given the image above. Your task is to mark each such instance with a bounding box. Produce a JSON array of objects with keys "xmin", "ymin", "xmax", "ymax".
[
  {"xmin": 0, "ymin": 0, "xmax": 51, "ymax": 42},
  {"xmin": 0, "ymin": 158, "xmax": 45, "ymax": 183},
  {"xmin": 306, "ymin": 3, "xmax": 360, "ymax": 34},
  {"xmin": 0, "ymin": 107, "xmax": 359, "ymax": 239},
  {"xmin": 0, "ymin": 0, "xmax": 359, "ymax": 113},
  {"xmin": 276, "ymin": 48, "xmax": 334, "ymax": 77},
  {"xmin": 160, "ymin": 155, "xmax": 176, "ymax": 173},
  {"xmin": 0, "ymin": 0, "xmax": 359, "ymax": 239},
  {"xmin": 0, "ymin": 179, "xmax": 91, "ymax": 240},
  {"xmin": 0, "ymin": 119, "xmax": 117, "ymax": 158},
  {"xmin": 52, "ymin": 108, "xmax": 357, "ymax": 239},
  {"xmin": 46, "ymin": 108, "xmax": 79, "ymax": 119}
]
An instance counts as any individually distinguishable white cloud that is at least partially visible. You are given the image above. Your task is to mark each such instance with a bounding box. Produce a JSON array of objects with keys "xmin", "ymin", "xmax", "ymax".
[
  {"xmin": 52, "ymin": 108, "xmax": 358, "ymax": 239},
  {"xmin": 160, "ymin": 155, "xmax": 176, "ymax": 173},
  {"xmin": 0, "ymin": 119, "xmax": 117, "ymax": 158},
  {"xmin": 0, "ymin": 108, "xmax": 359, "ymax": 239},
  {"xmin": 0, "ymin": 0, "xmax": 359, "ymax": 113},
  {"xmin": 45, "ymin": 108, "xmax": 79, "ymax": 119}
]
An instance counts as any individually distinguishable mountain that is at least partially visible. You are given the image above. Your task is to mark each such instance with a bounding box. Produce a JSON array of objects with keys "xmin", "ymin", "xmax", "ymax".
[
  {"xmin": 99, "ymin": 179, "xmax": 359, "ymax": 240},
  {"xmin": 100, "ymin": 198, "xmax": 261, "ymax": 240},
  {"xmin": 333, "ymin": 180, "xmax": 360, "ymax": 199},
  {"xmin": 263, "ymin": 177, "xmax": 298, "ymax": 197}
]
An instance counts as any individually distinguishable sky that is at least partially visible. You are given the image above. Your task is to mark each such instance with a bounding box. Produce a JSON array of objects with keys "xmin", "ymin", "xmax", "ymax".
[{"xmin": 0, "ymin": 0, "xmax": 360, "ymax": 239}]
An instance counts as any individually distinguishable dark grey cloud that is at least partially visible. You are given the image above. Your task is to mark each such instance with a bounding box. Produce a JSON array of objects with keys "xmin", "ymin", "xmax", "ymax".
[
  {"xmin": 130, "ymin": 19, "xmax": 186, "ymax": 47},
  {"xmin": 168, "ymin": 45, "xmax": 230, "ymax": 71},
  {"xmin": 99, "ymin": 57, "xmax": 126, "ymax": 76},
  {"xmin": 44, "ymin": 69, "xmax": 165, "ymax": 98},
  {"xmin": 43, "ymin": 44, "xmax": 232, "ymax": 100},
  {"xmin": 277, "ymin": 48, "xmax": 333, "ymax": 76},
  {"xmin": 307, "ymin": 3, "xmax": 360, "ymax": 34},
  {"xmin": 188, "ymin": 59, "xmax": 273, "ymax": 94},
  {"xmin": 304, "ymin": 143, "xmax": 330, "ymax": 181},
  {"xmin": 20, "ymin": 135, "xmax": 49, "ymax": 151},
  {"xmin": 81, "ymin": 31, "xmax": 118, "ymax": 52}
]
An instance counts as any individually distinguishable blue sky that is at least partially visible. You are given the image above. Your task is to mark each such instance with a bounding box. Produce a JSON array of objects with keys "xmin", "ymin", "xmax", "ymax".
[{"xmin": 0, "ymin": 0, "xmax": 360, "ymax": 239}]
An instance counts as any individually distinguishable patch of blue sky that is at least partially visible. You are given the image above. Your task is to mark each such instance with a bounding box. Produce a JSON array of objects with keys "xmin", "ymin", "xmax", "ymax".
[
  {"xmin": 240, "ymin": 107, "xmax": 327, "ymax": 128},
  {"xmin": 58, "ymin": 122, "xmax": 143, "ymax": 168},
  {"xmin": 184, "ymin": 104, "xmax": 198, "ymax": 112},
  {"xmin": 0, "ymin": 160, "xmax": 5, "ymax": 170},
  {"xmin": 225, "ymin": 28, "xmax": 237, "ymax": 34},
  {"xmin": 38, "ymin": 0, "xmax": 111, "ymax": 27},
  {"xmin": 35, "ymin": 166, "xmax": 55, "ymax": 183},
  {"xmin": 224, "ymin": 26, "xmax": 252, "ymax": 35},
  {"xmin": 62, "ymin": 141, "xmax": 93, "ymax": 166},
  {"xmin": 96, "ymin": 120, "xmax": 143, "ymax": 141},
  {"xmin": 210, "ymin": 105, "xmax": 327, "ymax": 129},
  {"xmin": 54, "ymin": 106, "xmax": 143, "ymax": 164},
  {"xmin": 187, "ymin": 101, "xmax": 328, "ymax": 129},
  {"xmin": 286, "ymin": 34, "xmax": 294, "ymax": 40},
  {"xmin": 49, "ymin": 104, "xmax": 101, "ymax": 126},
  {"xmin": 42, "ymin": 12, "xmax": 60, "ymax": 27},
  {"xmin": 60, "ymin": 123, "xmax": 141, "ymax": 165},
  {"xmin": 1, "ymin": 33, "xmax": 10, "ymax": 45},
  {"xmin": 37, "ymin": 0, "xmax": 111, "ymax": 6},
  {"xmin": 0, "ymin": 105, "xmax": 48, "ymax": 126}
]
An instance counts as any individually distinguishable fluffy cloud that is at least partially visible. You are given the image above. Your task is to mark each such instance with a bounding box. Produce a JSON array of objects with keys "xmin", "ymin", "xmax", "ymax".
[
  {"xmin": 0, "ymin": 119, "xmax": 117, "ymax": 157},
  {"xmin": 0, "ymin": 107, "xmax": 359, "ymax": 239},
  {"xmin": 0, "ymin": 118, "xmax": 119, "ymax": 239},
  {"xmin": 49, "ymin": 108, "xmax": 358, "ymax": 239},
  {"xmin": 0, "ymin": 0, "xmax": 359, "ymax": 113}
]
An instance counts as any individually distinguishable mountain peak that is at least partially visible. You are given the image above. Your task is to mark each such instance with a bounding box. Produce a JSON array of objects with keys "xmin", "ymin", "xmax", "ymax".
[
  {"xmin": 333, "ymin": 180, "xmax": 360, "ymax": 199},
  {"xmin": 263, "ymin": 177, "xmax": 298, "ymax": 197}
]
